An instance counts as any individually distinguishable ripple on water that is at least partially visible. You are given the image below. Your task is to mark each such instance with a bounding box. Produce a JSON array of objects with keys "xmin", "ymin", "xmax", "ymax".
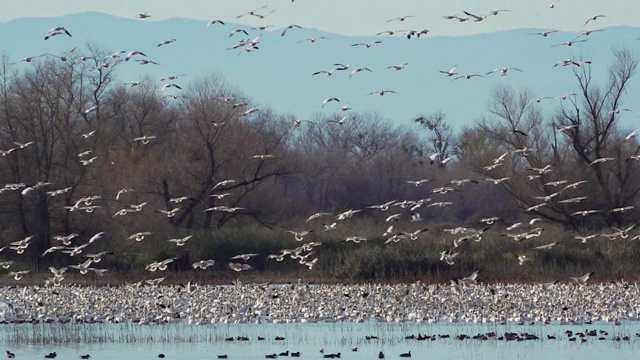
[{"xmin": 1, "ymin": 322, "xmax": 640, "ymax": 360}]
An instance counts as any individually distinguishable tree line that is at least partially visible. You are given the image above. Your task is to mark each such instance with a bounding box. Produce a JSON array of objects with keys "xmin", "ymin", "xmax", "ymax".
[{"xmin": 0, "ymin": 46, "xmax": 638, "ymax": 273}]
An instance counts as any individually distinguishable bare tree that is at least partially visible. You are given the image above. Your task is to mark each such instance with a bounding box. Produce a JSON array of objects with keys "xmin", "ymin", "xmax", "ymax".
[
  {"xmin": 0, "ymin": 50, "xmax": 119, "ymax": 266},
  {"xmin": 414, "ymin": 111, "xmax": 455, "ymax": 167},
  {"xmin": 290, "ymin": 112, "xmax": 423, "ymax": 215},
  {"xmin": 462, "ymin": 48, "xmax": 639, "ymax": 228},
  {"xmin": 156, "ymin": 74, "xmax": 295, "ymax": 230}
]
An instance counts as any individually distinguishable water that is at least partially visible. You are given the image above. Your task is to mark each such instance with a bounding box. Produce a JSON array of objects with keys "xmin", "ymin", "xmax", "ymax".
[{"xmin": 1, "ymin": 322, "xmax": 639, "ymax": 359}]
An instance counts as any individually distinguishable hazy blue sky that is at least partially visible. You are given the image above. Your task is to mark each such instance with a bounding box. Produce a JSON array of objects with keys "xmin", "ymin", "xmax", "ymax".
[{"xmin": 4, "ymin": 0, "xmax": 639, "ymax": 36}]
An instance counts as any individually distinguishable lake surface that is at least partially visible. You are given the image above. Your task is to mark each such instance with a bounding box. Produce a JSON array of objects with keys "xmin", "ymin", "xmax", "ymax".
[{"xmin": 1, "ymin": 322, "xmax": 639, "ymax": 360}]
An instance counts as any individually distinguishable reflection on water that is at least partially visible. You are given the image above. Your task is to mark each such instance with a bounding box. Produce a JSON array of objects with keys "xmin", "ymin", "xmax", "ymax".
[{"xmin": 1, "ymin": 322, "xmax": 639, "ymax": 360}]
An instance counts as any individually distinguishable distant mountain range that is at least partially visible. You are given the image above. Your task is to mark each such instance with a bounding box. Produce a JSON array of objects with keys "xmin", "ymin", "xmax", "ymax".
[{"xmin": 1, "ymin": 12, "xmax": 639, "ymax": 128}]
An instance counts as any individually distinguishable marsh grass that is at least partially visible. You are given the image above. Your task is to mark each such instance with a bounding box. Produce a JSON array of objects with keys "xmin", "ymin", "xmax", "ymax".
[
  {"xmin": 5, "ymin": 221, "xmax": 640, "ymax": 285},
  {"xmin": 0, "ymin": 321, "xmax": 539, "ymax": 345},
  {"xmin": 1, "ymin": 321, "xmax": 424, "ymax": 345},
  {"xmin": 4, "ymin": 321, "xmax": 633, "ymax": 347},
  {"xmin": 5, "ymin": 322, "xmax": 219, "ymax": 344}
]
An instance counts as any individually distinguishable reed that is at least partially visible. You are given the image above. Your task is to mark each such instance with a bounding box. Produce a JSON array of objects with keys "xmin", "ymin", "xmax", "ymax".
[{"xmin": 5, "ymin": 222, "xmax": 640, "ymax": 285}]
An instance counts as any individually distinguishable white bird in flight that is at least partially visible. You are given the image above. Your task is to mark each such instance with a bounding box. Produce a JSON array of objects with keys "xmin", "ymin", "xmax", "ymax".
[
  {"xmin": 584, "ymin": 15, "xmax": 606, "ymax": 27},
  {"xmin": 192, "ymin": 259, "xmax": 216, "ymax": 269},
  {"xmin": 368, "ymin": 90, "xmax": 398, "ymax": 96},
  {"xmin": 463, "ymin": 11, "xmax": 488, "ymax": 22},
  {"xmin": 297, "ymin": 37, "xmax": 329, "ymax": 44},
  {"xmin": 386, "ymin": 63, "xmax": 408, "ymax": 71},
  {"xmin": 349, "ymin": 67, "xmax": 372, "ymax": 79},
  {"xmin": 439, "ymin": 65, "xmax": 457, "ymax": 77},
  {"xmin": 517, "ymin": 255, "xmax": 531, "ymax": 265},
  {"xmin": 206, "ymin": 19, "xmax": 225, "ymax": 28},
  {"xmin": 530, "ymin": 30, "xmax": 559, "ymax": 37},
  {"xmin": 125, "ymin": 50, "xmax": 146, "ymax": 61},
  {"xmin": 387, "ymin": 15, "xmax": 417, "ymax": 22},
  {"xmin": 281, "ymin": 24, "xmax": 303, "ymax": 37},
  {"xmin": 453, "ymin": 74, "xmax": 484, "ymax": 80},
  {"xmin": 322, "ymin": 97, "xmax": 340, "ymax": 107},
  {"xmin": 571, "ymin": 272, "xmax": 594, "ymax": 286},
  {"xmin": 351, "ymin": 41, "xmax": 383, "ymax": 48},
  {"xmin": 486, "ymin": 67, "xmax": 523, "ymax": 76},
  {"xmin": 157, "ymin": 39, "xmax": 177, "ymax": 47}
]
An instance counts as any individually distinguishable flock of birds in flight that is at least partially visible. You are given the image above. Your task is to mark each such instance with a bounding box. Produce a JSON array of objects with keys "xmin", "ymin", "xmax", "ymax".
[
  {"xmin": 14, "ymin": 1, "xmax": 614, "ymax": 111},
  {"xmin": 0, "ymin": 1, "xmax": 631, "ymax": 287}
]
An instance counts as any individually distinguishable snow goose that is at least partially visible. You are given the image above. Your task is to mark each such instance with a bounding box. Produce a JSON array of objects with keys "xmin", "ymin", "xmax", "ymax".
[
  {"xmin": 228, "ymin": 262, "xmax": 253, "ymax": 271},
  {"xmin": 584, "ymin": 15, "xmax": 606, "ymax": 27},
  {"xmin": 386, "ymin": 62, "xmax": 408, "ymax": 71},
  {"xmin": 168, "ymin": 235, "xmax": 193, "ymax": 246},
  {"xmin": 124, "ymin": 50, "xmax": 147, "ymax": 61},
  {"xmin": 349, "ymin": 67, "xmax": 372, "ymax": 79},
  {"xmin": 351, "ymin": 41, "xmax": 382, "ymax": 48},
  {"xmin": 387, "ymin": 15, "xmax": 417, "ymax": 22},
  {"xmin": 367, "ymin": 90, "xmax": 397, "ymax": 96},
  {"xmin": 206, "ymin": 19, "xmax": 225, "ymax": 28},
  {"xmin": 281, "ymin": 24, "xmax": 303, "ymax": 37},
  {"xmin": 570, "ymin": 272, "xmax": 593, "ymax": 286},
  {"xmin": 297, "ymin": 37, "xmax": 329, "ymax": 44},
  {"xmin": 452, "ymin": 74, "xmax": 484, "ymax": 80},
  {"xmin": 192, "ymin": 259, "xmax": 216, "ymax": 269},
  {"xmin": 157, "ymin": 39, "xmax": 176, "ymax": 47}
]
